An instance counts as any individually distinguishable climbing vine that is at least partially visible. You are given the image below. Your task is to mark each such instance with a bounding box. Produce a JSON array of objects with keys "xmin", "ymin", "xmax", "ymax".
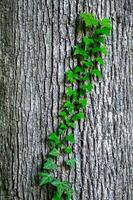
[{"xmin": 39, "ymin": 13, "xmax": 112, "ymax": 200}]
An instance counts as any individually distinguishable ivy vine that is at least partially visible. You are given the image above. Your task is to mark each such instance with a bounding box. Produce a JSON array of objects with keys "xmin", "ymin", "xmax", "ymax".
[{"xmin": 39, "ymin": 13, "xmax": 112, "ymax": 200}]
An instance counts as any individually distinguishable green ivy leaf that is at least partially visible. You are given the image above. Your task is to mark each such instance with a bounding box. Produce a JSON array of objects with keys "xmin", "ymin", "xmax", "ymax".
[
  {"xmin": 48, "ymin": 133, "xmax": 60, "ymax": 145},
  {"xmin": 99, "ymin": 18, "xmax": 112, "ymax": 28},
  {"xmin": 74, "ymin": 65, "xmax": 84, "ymax": 73},
  {"xmin": 49, "ymin": 148, "xmax": 60, "ymax": 157},
  {"xmin": 78, "ymin": 98, "xmax": 87, "ymax": 108},
  {"xmin": 65, "ymin": 133, "xmax": 75, "ymax": 144},
  {"xmin": 58, "ymin": 123, "xmax": 67, "ymax": 134},
  {"xmin": 64, "ymin": 147, "xmax": 72, "ymax": 154},
  {"xmin": 52, "ymin": 192, "xmax": 60, "ymax": 200},
  {"xmin": 52, "ymin": 180, "xmax": 70, "ymax": 197},
  {"xmin": 95, "ymin": 37, "xmax": 105, "ymax": 44},
  {"xmin": 66, "ymin": 70, "xmax": 78, "ymax": 83},
  {"xmin": 72, "ymin": 112, "xmax": 84, "ymax": 121},
  {"xmin": 95, "ymin": 27, "xmax": 112, "ymax": 36},
  {"xmin": 80, "ymin": 13, "xmax": 98, "ymax": 27},
  {"xmin": 63, "ymin": 101, "xmax": 74, "ymax": 114},
  {"xmin": 59, "ymin": 111, "xmax": 67, "ymax": 118},
  {"xmin": 74, "ymin": 45, "xmax": 88, "ymax": 58},
  {"xmin": 82, "ymin": 83, "xmax": 93, "ymax": 92},
  {"xmin": 66, "ymin": 158, "xmax": 76, "ymax": 168},
  {"xmin": 80, "ymin": 73, "xmax": 90, "ymax": 81},
  {"xmin": 83, "ymin": 36, "xmax": 94, "ymax": 46},
  {"xmin": 66, "ymin": 88, "xmax": 78, "ymax": 99},
  {"xmin": 64, "ymin": 187, "xmax": 73, "ymax": 200},
  {"xmin": 81, "ymin": 60, "xmax": 93, "ymax": 67},
  {"xmin": 91, "ymin": 69, "xmax": 102, "ymax": 78},
  {"xmin": 67, "ymin": 122, "xmax": 75, "ymax": 128},
  {"xmin": 92, "ymin": 46, "xmax": 107, "ymax": 55},
  {"xmin": 39, "ymin": 172, "xmax": 54, "ymax": 186},
  {"xmin": 95, "ymin": 56, "xmax": 105, "ymax": 65},
  {"xmin": 43, "ymin": 158, "xmax": 57, "ymax": 170}
]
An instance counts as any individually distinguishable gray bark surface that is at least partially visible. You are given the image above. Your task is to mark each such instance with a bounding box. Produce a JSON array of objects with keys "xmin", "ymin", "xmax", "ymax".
[{"xmin": 0, "ymin": 0, "xmax": 132, "ymax": 200}]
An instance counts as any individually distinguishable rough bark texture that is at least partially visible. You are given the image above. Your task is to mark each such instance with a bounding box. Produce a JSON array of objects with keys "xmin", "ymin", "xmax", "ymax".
[{"xmin": 0, "ymin": 0, "xmax": 132, "ymax": 200}]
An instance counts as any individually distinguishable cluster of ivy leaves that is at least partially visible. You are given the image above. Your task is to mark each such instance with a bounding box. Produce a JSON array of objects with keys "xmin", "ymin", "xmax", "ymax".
[{"xmin": 39, "ymin": 13, "xmax": 111, "ymax": 200}]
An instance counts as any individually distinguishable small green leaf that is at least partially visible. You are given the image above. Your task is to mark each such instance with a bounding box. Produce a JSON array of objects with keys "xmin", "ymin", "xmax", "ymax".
[
  {"xmin": 72, "ymin": 112, "xmax": 84, "ymax": 121},
  {"xmin": 59, "ymin": 111, "xmax": 67, "ymax": 118},
  {"xmin": 64, "ymin": 147, "xmax": 72, "ymax": 154},
  {"xmin": 43, "ymin": 158, "xmax": 57, "ymax": 170},
  {"xmin": 65, "ymin": 133, "xmax": 75, "ymax": 144},
  {"xmin": 92, "ymin": 46, "xmax": 107, "ymax": 55},
  {"xmin": 80, "ymin": 13, "xmax": 98, "ymax": 27},
  {"xmin": 66, "ymin": 158, "xmax": 76, "ymax": 168},
  {"xmin": 91, "ymin": 69, "xmax": 102, "ymax": 78},
  {"xmin": 81, "ymin": 60, "xmax": 93, "ymax": 67},
  {"xmin": 52, "ymin": 180, "xmax": 70, "ymax": 197},
  {"xmin": 95, "ymin": 57, "xmax": 105, "ymax": 65},
  {"xmin": 48, "ymin": 133, "xmax": 60, "ymax": 145},
  {"xmin": 83, "ymin": 36, "xmax": 94, "ymax": 46},
  {"xmin": 82, "ymin": 83, "xmax": 93, "ymax": 92},
  {"xmin": 99, "ymin": 18, "xmax": 112, "ymax": 28},
  {"xmin": 63, "ymin": 101, "xmax": 74, "ymax": 114},
  {"xmin": 95, "ymin": 37, "xmax": 105, "ymax": 44},
  {"xmin": 67, "ymin": 122, "xmax": 75, "ymax": 128},
  {"xmin": 74, "ymin": 45, "xmax": 88, "ymax": 58},
  {"xmin": 39, "ymin": 172, "xmax": 54, "ymax": 186},
  {"xmin": 81, "ymin": 73, "xmax": 90, "ymax": 81},
  {"xmin": 65, "ymin": 188, "xmax": 73, "ymax": 200},
  {"xmin": 78, "ymin": 98, "xmax": 87, "ymax": 108},
  {"xmin": 49, "ymin": 148, "xmax": 60, "ymax": 157},
  {"xmin": 59, "ymin": 123, "xmax": 67, "ymax": 130},
  {"xmin": 74, "ymin": 65, "xmax": 84, "ymax": 73},
  {"xmin": 66, "ymin": 70, "xmax": 78, "ymax": 83},
  {"xmin": 66, "ymin": 88, "xmax": 78, "ymax": 98},
  {"xmin": 52, "ymin": 192, "xmax": 60, "ymax": 200},
  {"xmin": 95, "ymin": 27, "xmax": 112, "ymax": 36}
]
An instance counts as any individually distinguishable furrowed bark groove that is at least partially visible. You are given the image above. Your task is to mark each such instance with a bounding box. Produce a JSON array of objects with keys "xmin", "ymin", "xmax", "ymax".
[{"xmin": 0, "ymin": 0, "xmax": 132, "ymax": 200}]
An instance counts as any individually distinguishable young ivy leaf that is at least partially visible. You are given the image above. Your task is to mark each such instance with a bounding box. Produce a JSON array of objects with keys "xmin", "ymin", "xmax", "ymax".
[
  {"xmin": 95, "ymin": 27, "xmax": 112, "ymax": 36},
  {"xmin": 59, "ymin": 111, "xmax": 67, "ymax": 118},
  {"xmin": 52, "ymin": 192, "xmax": 60, "ymax": 200},
  {"xmin": 66, "ymin": 88, "xmax": 78, "ymax": 99},
  {"xmin": 49, "ymin": 148, "xmax": 60, "ymax": 157},
  {"xmin": 78, "ymin": 98, "xmax": 87, "ymax": 108},
  {"xmin": 82, "ymin": 83, "xmax": 93, "ymax": 92},
  {"xmin": 43, "ymin": 158, "xmax": 57, "ymax": 170},
  {"xmin": 51, "ymin": 180, "xmax": 70, "ymax": 197},
  {"xmin": 99, "ymin": 18, "xmax": 112, "ymax": 28},
  {"xmin": 63, "ymin": 100, "xmax": 74, "ymax": 114},
  {"xmin": 83, "ymin": 36, "xmax": 94, "ymax": 46},
  {"xmin": 80, "ymin": 12, "xmax": 98, "ymax": 27},
  {"xmin": 65, "ymin": 133, "xmax": 75, "ymax": 144},
  {"xmin": 92, "ymin": 46, "xmax": 107, "ymax": 55},
  {"xmin": 81, "ymin": 60, "xmax": 93, "ymax": 68},
  {"xmin": 66, "ymin": 70, "xmax": 78, "ymax": 83},
  {"xmin": 64, "ymin": 146, "xmax": 72, "ymax": 154},
  {"xmin": 39, "ymin": 172, "xmax": 54, "ymax": 186},
  {"xmin": 48, "ymin": 133, "xmax": 60, "ymax": 145},
  {"xmin": 66, "ymin": 158, "xmax": 76, "ymax": 169},
  {"xmin": 74, "ymin": 65, "xmax": 84, "ymax": 73},
  {"xmin": 95, "ymin": 56, "xmax": 105, "ymax": 65},
  {"xmin": 95, "ymin": 37, "xmax": 105, "ymax": 44},
  {"xmin": 58, "ymin": 123, "xmax": 67, "ymax": 134},
  {"xmin": 74, "ymin": 45, "xmax": 88, "ymax": 59},
  {"xmin": 72, "ymin": 112, "xmax": 84, "ymax": 121},
  {"xmin": 91, "ymin": 69, "xmax": 102, "ymax": 78},
  {"xmin": 66, "ymin": 121, "xmax": 75, "ymax": 129}
]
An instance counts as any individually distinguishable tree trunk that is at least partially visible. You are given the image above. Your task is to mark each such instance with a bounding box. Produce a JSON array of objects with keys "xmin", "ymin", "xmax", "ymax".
[{"xmin": 0, "ymin": 0, "xmax": 132, "ymax": 200}]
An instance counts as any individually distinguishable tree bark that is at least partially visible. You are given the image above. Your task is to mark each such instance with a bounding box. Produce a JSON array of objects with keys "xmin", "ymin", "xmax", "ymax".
[{"xmin": 0, "ymin": 0, "xmax": 132, "ymax": 200}]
